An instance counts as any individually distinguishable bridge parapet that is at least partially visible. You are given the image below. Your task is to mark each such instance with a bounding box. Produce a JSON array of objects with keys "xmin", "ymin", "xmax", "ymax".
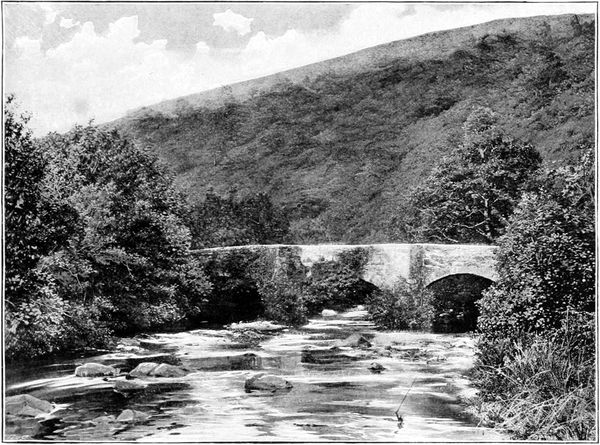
[{"xmin": 196, "ymin": 243, "xmax": 498, "ymax": 290}]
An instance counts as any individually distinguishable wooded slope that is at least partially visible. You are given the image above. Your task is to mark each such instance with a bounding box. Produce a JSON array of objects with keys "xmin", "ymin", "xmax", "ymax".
[{"xmin": 113, "ymin": 13, "xmax": 595, "ymax": 243}]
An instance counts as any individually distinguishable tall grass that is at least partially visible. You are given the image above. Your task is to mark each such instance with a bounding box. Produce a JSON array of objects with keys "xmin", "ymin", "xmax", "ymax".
[{"xmin": 473, "ymin": 321, "xmax": 596, "ymax": 440}]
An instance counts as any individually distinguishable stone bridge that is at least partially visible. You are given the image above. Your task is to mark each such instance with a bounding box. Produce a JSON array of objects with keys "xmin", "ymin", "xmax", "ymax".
[{"xmin": 198, "ymin": 243, "xmax": 498, "ymax": 290}]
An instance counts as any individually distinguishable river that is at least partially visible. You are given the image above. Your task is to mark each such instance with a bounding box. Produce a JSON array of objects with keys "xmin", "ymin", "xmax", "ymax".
[{"xmin": 5, "ymin": 307, "xmax": 505, "ymax": 441}]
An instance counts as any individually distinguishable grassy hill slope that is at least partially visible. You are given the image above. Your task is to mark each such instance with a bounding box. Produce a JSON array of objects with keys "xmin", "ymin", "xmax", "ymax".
[{"xmin": 113, "ymin": 13, "xmax": 595, "ymax": 243}]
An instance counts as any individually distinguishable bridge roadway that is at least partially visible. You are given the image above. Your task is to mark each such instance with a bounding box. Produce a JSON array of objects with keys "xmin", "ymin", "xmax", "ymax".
[{"xmin": 198, "ymin": 243, "xmax": 498, "ymax": 290}]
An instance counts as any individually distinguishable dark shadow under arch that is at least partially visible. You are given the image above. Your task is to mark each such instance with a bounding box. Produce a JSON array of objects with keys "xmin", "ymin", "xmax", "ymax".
[{"xmin": 426, "ymin": 273, "xmax": 494, "ymax": 333}]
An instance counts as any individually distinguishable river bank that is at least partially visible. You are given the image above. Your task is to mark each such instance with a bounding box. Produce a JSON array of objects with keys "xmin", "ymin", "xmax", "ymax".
[{"xmin": 5, "ymin": 307, "xmax": 506, "ymax": 441}]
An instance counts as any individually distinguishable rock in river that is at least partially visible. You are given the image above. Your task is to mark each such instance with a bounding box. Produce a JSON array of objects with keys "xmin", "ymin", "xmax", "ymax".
[
  {"xmin": 321, "ymin": 309, "xmax": 338, "ymax": 317},
  {"xmin": 114, "ymin": 379, "xmax": 149, "ymax": 394},
  {"xmin": 245, "ymin": 373, "xmax": 293, "ymax": 392},
  {"xmin": 339, "ymin": 333, "xmax": 372, "ymax": 348},
  {"xmin": 368, "ymin": 362, "xmax": 386, "ymax": 373},
  {"xmin": 75, "ymin": 363, "xmax": 120, "ymax": 377},
  {"xmin": 116, "ymin": 409, "xmax": 149, "ymax": 423},
  {"xmin": 91, "ymin": 415, "xmax": 116, "ymax": 426},
  {"xmin": 129, "ymin": 362, "xmax": 186, "ymax": 378},
  {"xmin": 5, "ymin": 394, "xmax": 53, "ymax": 417},
  {"xmin": 228, "ymin": 320, "xmax": 286, "ymax": 334}
]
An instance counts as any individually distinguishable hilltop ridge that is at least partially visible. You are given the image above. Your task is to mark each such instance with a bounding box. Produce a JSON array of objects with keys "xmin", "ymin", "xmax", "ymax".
[
  {"xmin": 112, "ymin": 13, "xmax": 595, "ymax": 243},
  {"xmin": 123, "ymin": 13, "xmax": 591, "ymax": 118}
]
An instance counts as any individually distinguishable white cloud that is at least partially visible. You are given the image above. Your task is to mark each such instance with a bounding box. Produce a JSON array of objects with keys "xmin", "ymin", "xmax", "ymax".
[
  {"xmin": 59, "ymin": 17, "xmax": 80, "ymax": 29},
  {"xmin": 8, "ymin": 16, "xmax": 205, "ymax": 134},
  {"xmin": 213, "ymin": 9, "xmax": 254, "ymax": 36},
  {"xmin": 6, "ymin": 3, "xmax": 596, "ymax": 135},
  {"xmin": 39, "ymin": 3, "xmax": 58, "ymax": 25}
]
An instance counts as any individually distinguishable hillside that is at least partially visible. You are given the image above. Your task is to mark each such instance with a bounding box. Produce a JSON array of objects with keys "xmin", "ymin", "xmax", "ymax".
[{"xmin": 112, "ymin": 13, "xmax": 595, "ymax": 243}]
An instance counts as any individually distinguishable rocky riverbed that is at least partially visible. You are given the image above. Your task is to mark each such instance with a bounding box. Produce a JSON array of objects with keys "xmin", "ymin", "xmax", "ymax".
[{"xmin": 5, "ymin": 307, "xmax": 505, "ymax": 441}]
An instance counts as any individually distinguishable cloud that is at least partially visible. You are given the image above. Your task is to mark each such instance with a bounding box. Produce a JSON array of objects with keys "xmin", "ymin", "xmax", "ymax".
[
  {"xmin": 59, "ymin": 17, "xmax": 80, "ymax": 29},
  {"xmin": 39, "ymin": 3, "xmax": 58, "ymax": 25},
  {"xmin": 8, "ymin": 16, "xmax": 204, "ymax": 134},
  {"xmin": 6, "ymin": 3, "xmax": 596, "ymax": 135},
  {"xmin": 213, "ymin": 9, "xmax": 254, "ymax": 36}
]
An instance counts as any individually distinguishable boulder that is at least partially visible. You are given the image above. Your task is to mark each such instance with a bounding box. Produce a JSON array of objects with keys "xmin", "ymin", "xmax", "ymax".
[
  {"xmin": 116, "ymin": 409, "xmax": 149, "ymax": 423},
  {"xmin": 114, "ymin": 379, "xmax": 148, "ymax": 393},
  {"xmin": 91, "ymin": 415, "xmax": 116, "ymax": 425},
  {"xmin": 138, "ymin": 339, "xmax": 178, "ymax": 352},
  {"xmin": 149, "ymin": 363, "xmax": 187, "ymax": 377},
  {"xmin": 228, "ymin": 329, "xmax": 265, "ymax": 347},
  {"xmin": 339, "ymin": 333, "xmax": 372, "ymax": 348},
  {"xmin": 321, "ymin": 309, "xmax": 338, "ymax": 317},
  {"xmin": 128, "ymin": 362, "xmax": 160, "ymax": 377},
  {"xmin": 129, "ymin": 362, "xmax": 186, "ymax": 378},
  {"xmin": 75, "ymin": 363, "xmax": 119, "ymax": 377},
  {"xmin": 5, "ymin": 394, "xmax": 53, "ymax": 417},
  {"xmin": 228, "ymin": 320, "xmax": 286, "ymax": 333},
  {"xmin": 368, "ymin": 362, "xmax": 386, "ymax": 373},
  {"xmin": 245, "ymin": 373, "xmax": 293, "ymax": 392}
]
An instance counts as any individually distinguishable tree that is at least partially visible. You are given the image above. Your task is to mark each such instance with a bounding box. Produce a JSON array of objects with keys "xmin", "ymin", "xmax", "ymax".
[
  {"xmin": 477, "ymin": 148, "xmax": 594, "ymax": 337},
  {"xmin": 187, "ymin": 190, "xmax": 289, "ymax": 248},
  {"xmin": 472, "ymin": 148, "xmax": 595, "ymax": 441},
  {"xmin": 4, "ymin": 96, "xmax": 49, "ymax": 306},
  {"xmin": 38, "ymin": 125, "xmax": 212, "ymax": 333},
  {"xmin": 399, "ymin": 107, "xmax": 542, "ymax": 243}
]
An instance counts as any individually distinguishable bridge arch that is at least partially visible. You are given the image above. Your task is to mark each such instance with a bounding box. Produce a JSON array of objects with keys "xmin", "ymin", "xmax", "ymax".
[
  {"xmin": 424, "ymin": 269, "xmax": 497, "ymax": 289},
  {"xmin": 425, "ymin": 273, "xmax": 495, "ymax": 333}
]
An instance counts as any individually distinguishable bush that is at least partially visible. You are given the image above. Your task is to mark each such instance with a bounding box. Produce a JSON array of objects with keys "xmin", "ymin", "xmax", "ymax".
[
  {"xmin": 477, "ymin": 149, "xmax": 594, "ymax": 337},
  {"xmin": 5, "ymin": 272, "xmax": 113, "ymax": 360},
  {"xmin": 472, "ymin": 316, "xmax": 595, "ymax": 440},
  {"xmin": 473, "ymin": 149, "xmax": 595, "ymax": 439},
  {"xmin": 303, "ymin": 248, "xmax": 374, "ymax": 314},
  {"xmin": 366, "ymin": 281, "xmax": 433, "ymax": 330},
  {"xmin": 258, "ymin": 279, "xmax": 308, "ymax": 327}
]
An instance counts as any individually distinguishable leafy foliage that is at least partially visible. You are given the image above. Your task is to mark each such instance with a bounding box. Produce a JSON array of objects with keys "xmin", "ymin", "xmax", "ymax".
[
  {"xmin": 37, "ymin": 125, "xmax": 212, "ymax": 334},
  {"xmin": 257, "ymin": 279, "xmax": 308, "ymax": 327},
  {"xmin": 186, "ymin": 190, "xmax": 289, "ymax": 248},
  {"xmin": 366, "ymin": 281, "xmax": 433, "ymax": 330},
  {"xmin": 473, "ymin": 149, "xmax": 595, "ymax": 440},
  {"xmin": 477, "ymin": 149, "xmax": 594, "ymax": 336},
  {"xmin": 396, "ymin": 107, "xmax": 541, "ymax": 243},
  {"xmin": 5, "ymin": 111, "xmax": 212, "ymax": 359},
  {"xmin": 303, "ymin": 248, "xmax": 374, "ymax": 314},
  {"xmin": 4, "ymin": 96, "xmax": 53, "ymax": 307}
]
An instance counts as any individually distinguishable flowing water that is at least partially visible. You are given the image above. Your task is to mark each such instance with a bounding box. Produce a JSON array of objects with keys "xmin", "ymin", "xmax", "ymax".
[{"xmin": 5, "ymin": 308, "xmax": 506, "ymax": 441}]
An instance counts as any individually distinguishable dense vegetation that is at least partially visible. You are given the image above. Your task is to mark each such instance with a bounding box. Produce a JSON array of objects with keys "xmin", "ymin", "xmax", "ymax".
[
  {"xmin": 472, "ymin": 149, "xmax": 595, "ymax": 439},
  {"xmin": 393, "ymin": 107, "xmax": 541, "ymax": 243},
  {"xmin": 5, "ymin": 99, "xmax": 211, "ymax": 359},
  {"xmin": 4, "ymin": 13, "xmax": 595, "ymax": 439},
  {"xmin": 115, "ymin": 14, "xmax": 594, "ymax": 244},
  {"xmin": 186, "ymin": 191, "xmax": 289, "ymax": 248}
]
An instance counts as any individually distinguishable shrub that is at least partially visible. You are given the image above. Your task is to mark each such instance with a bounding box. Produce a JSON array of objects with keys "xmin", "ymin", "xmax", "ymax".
[
  {"xmin": 477, "ymin": 149, "xmax": 594, "ymax": 337},
  {"xmin": 472, "ymin": 318, "xmax": 595, "ymax": 440},
  {"xmin": 303, "ymin": 247, "xmax": 374, "ymax": 314},
  {"xmin": 366, "ymin": 281, "xmax": 433, "ymax": 330},
  {"xmin": 258, "ymin": 279, "xmax": 308, "ymax": 327},
  {"xmin": 473, "ymin": 149, "xmax": 595, "ymax": 439}
]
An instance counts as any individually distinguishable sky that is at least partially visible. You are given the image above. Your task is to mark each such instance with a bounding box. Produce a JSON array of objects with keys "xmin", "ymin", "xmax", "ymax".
[{"xmin": 4, "ymin": 2, "xmax": 596, "ymax": 136}]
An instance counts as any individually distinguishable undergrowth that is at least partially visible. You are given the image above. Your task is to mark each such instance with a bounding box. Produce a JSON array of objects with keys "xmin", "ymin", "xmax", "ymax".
[{"xmin": 471, "ymin": 315, "xmax": 596, "ymax": 440}]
